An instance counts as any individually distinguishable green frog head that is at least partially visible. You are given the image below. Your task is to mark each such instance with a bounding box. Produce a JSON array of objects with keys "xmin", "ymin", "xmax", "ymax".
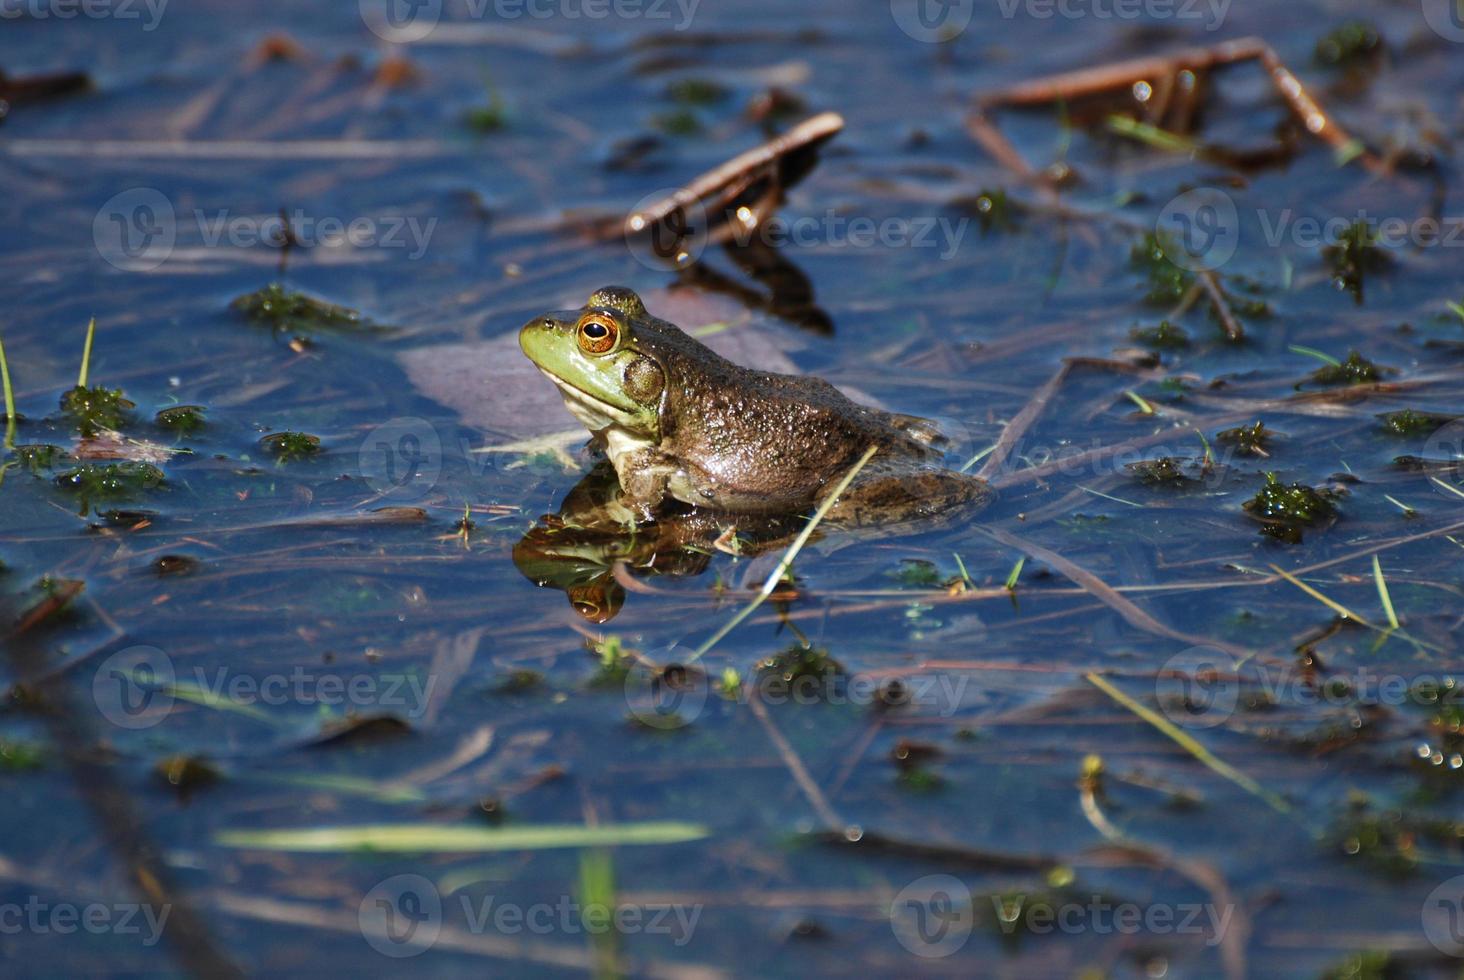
[{"xmin": 518, "ymin": 286, "xmax": 675, "ymax": 440}]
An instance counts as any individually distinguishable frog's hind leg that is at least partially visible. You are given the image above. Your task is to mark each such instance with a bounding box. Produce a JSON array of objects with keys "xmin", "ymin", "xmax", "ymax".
[
  {"xmin": 885, "ymin": 413, "xmax": 947, "ymax": 449},
  {"xmin": 819, "ymin": 469, "xmax": 994, "ymax": 530}
]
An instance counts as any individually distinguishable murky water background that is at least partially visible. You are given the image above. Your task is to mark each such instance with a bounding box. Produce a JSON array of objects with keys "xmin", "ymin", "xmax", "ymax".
[{"xmin": 2, "ymin": 1, "xmax": 1464, "ymax": 975}]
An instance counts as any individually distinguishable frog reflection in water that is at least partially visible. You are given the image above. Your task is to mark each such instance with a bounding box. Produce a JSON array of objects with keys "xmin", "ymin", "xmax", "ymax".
[{"xmin": 514, "ymin": 286, "xmax": 994, "ymax": 620}]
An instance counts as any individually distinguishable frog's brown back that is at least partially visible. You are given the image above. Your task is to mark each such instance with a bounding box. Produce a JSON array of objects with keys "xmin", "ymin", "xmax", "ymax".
[{"xmin": 633, "ymin": 313, "xmax": 939, "ymax": 502}]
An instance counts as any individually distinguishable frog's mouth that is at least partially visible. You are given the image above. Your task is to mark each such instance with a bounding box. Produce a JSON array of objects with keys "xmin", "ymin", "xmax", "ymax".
[{"xmin": 539, "ymin": 369, "xmax": 641, "ymax": 432}]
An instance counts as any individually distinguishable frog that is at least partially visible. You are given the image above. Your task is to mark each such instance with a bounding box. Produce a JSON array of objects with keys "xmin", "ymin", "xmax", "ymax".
[{"xmin": 518, "ymin": 286, "xmax": 993, "ymax": 527}]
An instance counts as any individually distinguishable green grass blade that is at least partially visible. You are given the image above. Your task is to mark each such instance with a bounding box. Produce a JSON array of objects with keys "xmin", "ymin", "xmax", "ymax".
[
  {"xmin": 0, "ymin": 333, "xmax": 15, "ymax": 450},
  {"xmin": 77, "ymin": 317, "xmax": 96, "ymax": 388},
  {"xmin": 687, "ymin": 445, "xmax": 878, "ymax": 663},
  {"xmin": 579, "ymin": 850, "xmax": 621, "ymax": 980},
  {"xmin": 216, "ymin": 821, "xmax": 709, "ymax": 852},
  {"xmin": 1287, "ymin": 344, "xmax": 1340, "ymax": 367},
  {"xmin": 1371, "ymin": 555, "xmax": 1400, "ymax": 630},
  {"xmin": 1085, "ymin": 672, "xmax": 1290, "ymax": 815},
  {"xmin": 1004, "ymin": 556, "xmax": 1025, "ymax": 591}
]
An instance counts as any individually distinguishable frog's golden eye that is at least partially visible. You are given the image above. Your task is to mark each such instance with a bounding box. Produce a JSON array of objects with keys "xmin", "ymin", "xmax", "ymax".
[{"xmin": 576, "ymin": 313, "xmax": 619, "ymax": 355}]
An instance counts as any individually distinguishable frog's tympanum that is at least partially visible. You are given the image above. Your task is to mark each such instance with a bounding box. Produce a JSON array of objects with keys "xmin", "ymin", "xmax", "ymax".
[{"xmin": 519, "ymin": 286, "xmax": 994, "ymax": 526}]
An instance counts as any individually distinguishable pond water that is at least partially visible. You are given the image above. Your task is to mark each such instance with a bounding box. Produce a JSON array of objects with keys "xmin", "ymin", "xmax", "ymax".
[{"xmin": 2, "ymin": 1, "xmax": 1464, "ymax": 976}]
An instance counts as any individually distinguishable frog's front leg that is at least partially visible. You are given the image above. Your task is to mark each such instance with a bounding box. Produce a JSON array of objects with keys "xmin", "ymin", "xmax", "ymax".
[{"xmin": 612, "ymin": 446, "xmax": 679, "ymax": 519}]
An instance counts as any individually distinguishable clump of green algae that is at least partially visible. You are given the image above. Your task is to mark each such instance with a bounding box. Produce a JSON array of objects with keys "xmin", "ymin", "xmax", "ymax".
[
  {"xmin": 259, "ymin": 431, "xmax": 320, "ymax": 461},
  {"xmin": 1243, "ymin": 473, "xmax": 1338, "ymax": 542},
  {"xmin": 232, "ymin": 284, "xmax": 367, "ymax": 334},
  {"xmin": 1217, "ymin": 420, "xmax": 1277, "ymax": 457}
]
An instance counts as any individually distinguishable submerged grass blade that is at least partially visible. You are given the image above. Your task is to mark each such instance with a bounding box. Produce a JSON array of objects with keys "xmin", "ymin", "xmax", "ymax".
[
  {"xmin": 165, "ymin": 680, "xmax": 288, "ymax": 727},
  {"xmin": 1085, "ymin": 672, "xmax": 1290, "ymax": 815},
  {"xmin": 579, "ymin": 850, "xmax": 620, "ymax": 980},
  {"xmin": 216, "ymin": 821, "xmax": 709, "ymax": 852},
  {"xmin": 77, "ymin": 317, "xmax": 96, "ymax": 388},
  {"xmin": 1371, "ymin": 555, "xmax": 1400, "ymax": 630},
  {"xmin": 1269, "ymin": 565, "xmax": 1375, "ymax": 628},
  {"xmin": 1105, "ymin": 115, "xmax": 1197, "ymax": 154},
  {"xmin": 1124, "ymin": 390, "xmax": 1156, "ymax": 415},
  {"xmin": 1004, "ymin": 556, "xmax": 1026, "ymax": 591},
  {"xmin": 1431, "ymin": 477, "xmax": 1464, "ymax": 500},
  {"xmin": 256, "ymin": 772, "xmax": 427, "ymax": 805},
  {"xmin": 1287, "ymin": 344, "xmax": 1340, "ymax": 367},
  {"xmin": 687, "ymin": 445, "xmax": 878, "ymax": 663}
]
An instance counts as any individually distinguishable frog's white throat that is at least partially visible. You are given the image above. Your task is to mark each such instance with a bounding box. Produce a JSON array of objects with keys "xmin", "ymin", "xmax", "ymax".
[{"xmin": 540, "ymin": 369, "xmax": 657, "ymax": 466}]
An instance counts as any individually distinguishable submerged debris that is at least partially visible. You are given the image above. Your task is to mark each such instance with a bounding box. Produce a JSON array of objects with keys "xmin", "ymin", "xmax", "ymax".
[
  {"xmin": 1126, "ymin": 456, "xmax": 1200, "ymax": 486},
  {"xmin": 756, "ymin": 644, "xmax": 843, "ymax": 701},
  {"xmin": 951, "ymin": 188, "xmax": 1020, "ymax": 234},
  {"xmin": 1314, "ymin": 22, "xmax": 1383, "ymax": 68},
  {"xmin": 11, "ymin": 444, "xmax": 63, "ymax": 473},
  {"xmin": 156, "ymin": 755, "xmax": 221, "ymax": 792},
  {"xmin": 55, "ymin": 462, "xmax": 164, "ymax": 511},
  {"xmin": 155, "ymin": 405, "xmax": 206, "ymax": 434},
  {"xmin": 1130, "ymin": 320, "xmax": 1190, "ymax": 350},
  {"xmin": 1323, "ymin": 222, "xmax": 1390, "ymax": 304},
  {"xmin": 1377, "ymin": 409, "xmax": 1457, "ymax": 437},
  {"xmin": 1216, "ymin": 420, "xmax": 1278, "ymax": 457},
  {"xmin": 1305, "ymin": 351, "xmax": 1385, "ymax": 387},
  {"xmin": 1243, "ymin": 473, "xmax": 1338, "ymax": 542},
  {"xmin": 1332, "ymin": 802, "xmax": 1464, "ymax": 876},
  {"xmin": 666, "ymin": 78, "xmax": 727, "ymax": 106},
  {"xmin": 1130, "ymin": 232, "xmax": 1192, "ymax": 306},
  {"xmin": 232, "ymin": 284, "xmax": 369, "ymax": 335},
  {"xmin": 259, "ymin": 431, "xmax": 320, "ymax": 461}
]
